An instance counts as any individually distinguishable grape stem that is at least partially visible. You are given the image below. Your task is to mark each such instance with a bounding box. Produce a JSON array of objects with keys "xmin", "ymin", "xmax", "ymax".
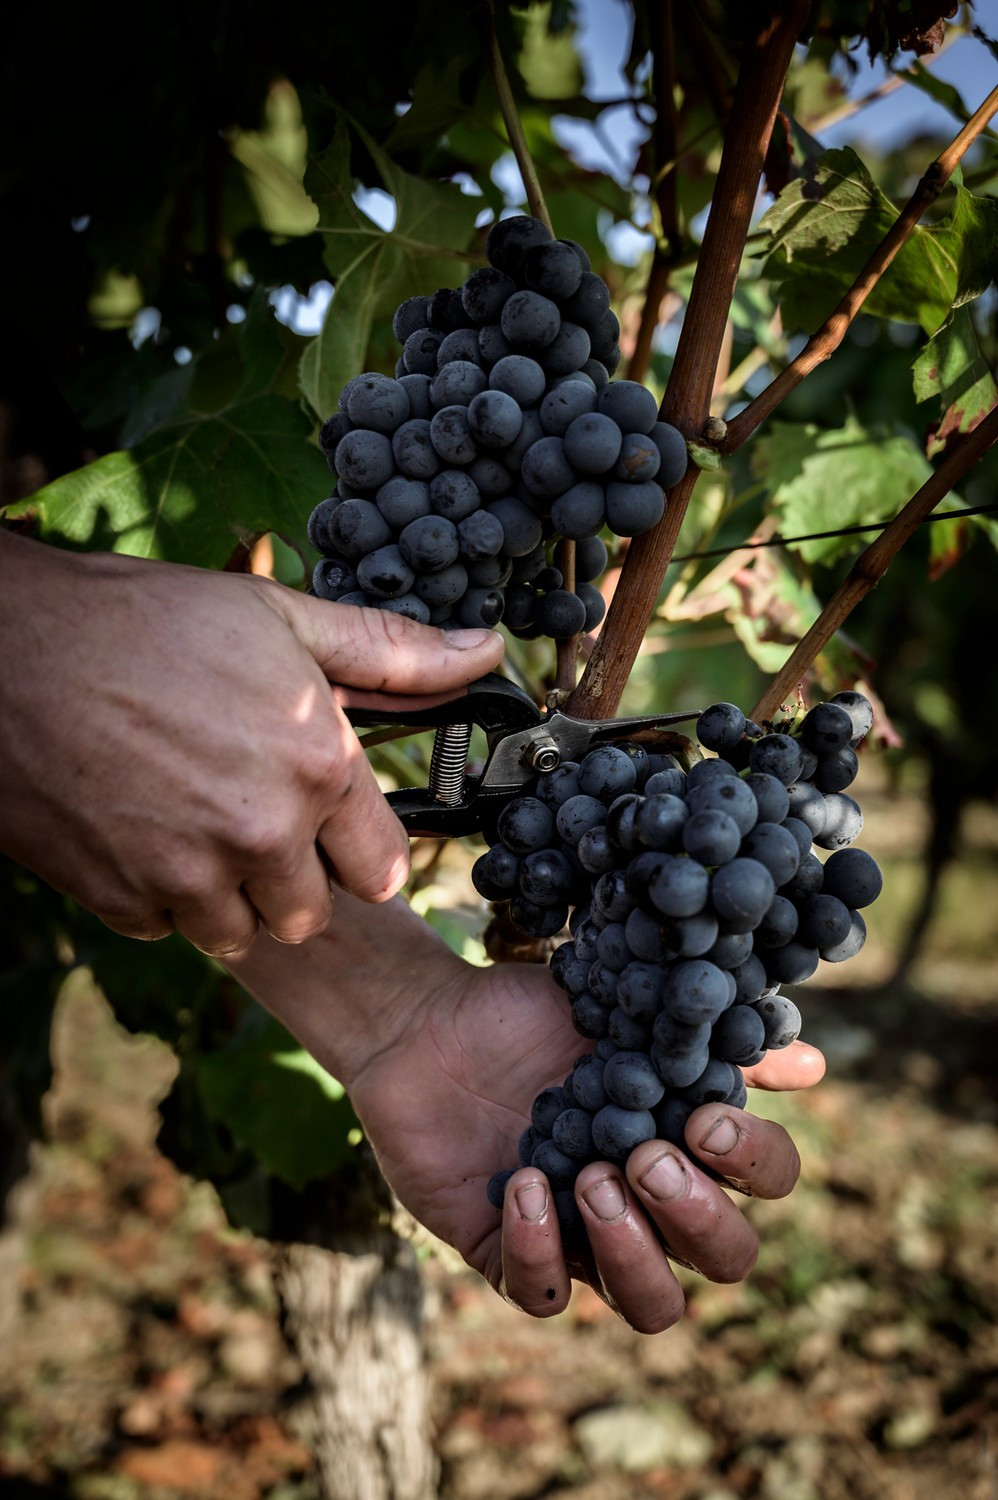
[
  {"xmin": 568, "ymin": 0, "xmax": 811, "ymax": 721},
  {"xmin": 750, "ymin": 403, "xmax": 998, "ymax": 726},
  {"xmin": 722, "ymin": 81, "xmax": 998, "ymax": 454},
  {"xmin": 478, "ymin": 0, "xmax": 554, "ymax": 236}
]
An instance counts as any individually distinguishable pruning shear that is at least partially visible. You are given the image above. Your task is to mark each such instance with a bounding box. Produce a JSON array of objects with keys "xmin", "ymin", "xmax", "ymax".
[{"xmin": 346, "ymin": 673, "xmax": 702, "ymax": 843}]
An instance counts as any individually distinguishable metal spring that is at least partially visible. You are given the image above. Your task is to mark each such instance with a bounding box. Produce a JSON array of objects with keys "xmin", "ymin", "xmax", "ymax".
[{"xmin": 428, "ymin": 723, "xmax": 472, "ymax": 805}]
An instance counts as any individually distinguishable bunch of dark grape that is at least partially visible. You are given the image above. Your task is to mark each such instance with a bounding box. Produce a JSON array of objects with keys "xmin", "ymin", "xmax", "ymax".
[
  {"xmin": 306, "ymin": 214, "xmax": 687, "ymax": 637},
  {"xmin": 476, "ymin": 690, "xmax": 881, "ymax": 1245}
]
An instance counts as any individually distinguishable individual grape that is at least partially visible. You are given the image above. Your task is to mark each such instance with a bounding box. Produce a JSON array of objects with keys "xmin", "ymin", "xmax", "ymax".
[
  {"xmin": 503, "ymin": 407, "xmax": 546, "ymax": 469},
  {"xmin": 428, "ymin": 360, "xmax": 487, "ymax": 409},
  {"xmin": 709, "ymin": 857, "xmax": 776, "ymax": 930},
  {"xmin": 811, "ymin": 746, "xmax": 860, "ymax": 793},
  {"xmin": 830, "ymin": 689, "xmax": 875, "ymax": 745},
  {"xmin": 355, "ymin": 544, "xmax": 414, "ymax": 599},
  {"xmin": 613, "ymin": 431, "xmax": 661, "ymax": 482},
  {"xmin": 591, "ymin": 1104, "xmax": 658, "ymax": 1160},
  {"xmin": 588, "ymin": 308, "xmax": 621, "ymax": 369},
  {"xmin": 795, "ymin": 893, "xmax": 853, "ymax": 950},
  {"xmin": 487, "ymin": 497, "xmax": 544, "ymax": 557},
  {"xmin": 563, "ymin": 412, "xmax": 623, "ymax": 473},
  {"xmin": 729, "ymin": 952, "xmax": 767, "ymax": 1004},
  {"xmin": 427, "ymin": 286, "xmax": 471, "ymax": 332},
  {"xmin": 522, "ymin": 239, "xmax": 585, "ymax": 300},
  {"xmin": 597, "ymin": 379, "xmax": 659, "ymax": 435},
  {"xmin": 429, "ymin": 405, "xmax": 478, "ymax": 465},
  {"xmin": 800, "ymin": 700, "xmax": 855, "ymax": 753},
  {"xmin": 467, "ymin": 554, "xmax": 513, "ymax": 588},
  {"xmin": 327, "ymin": 498, "xmax": 393, "ymax": 560},
  {"xmin": 581, "ymin": 358, "xmax": 610, "ymax": 389},
  {"xmin": 647, "ymin": 852, "xmax": 707, "ymax": 917},
  {"xmin": 596, "ymin": 921, "xmax": 631, "ymax": 971},
  {"xmin": 814, "ymin": 793, "xmax": 864, "ymax": 849},
  {"xmin": 762, "ymin": 940, "xmax": 819, "ymax": 986},
  {"xmin": 820, "ymin": 847, "xmax": 883, "ymax": 907},
  {"xmin": 682, "ymin": 808, "xmax": 742, "ymax": 866},
  {"xmin": 427, "ymin": 468, "xmax": 480, "ymax": 522},
  {"xmin": 529, "ymin": 1136, "xmax": 578, "ymax": 1189},
  {"xmin": 392, "ymin": 294, "xmax": 431, "ymax": 344},
  {"xmin": 501, "ymin": 581, "xmax": 538, "ymax": 631},
  {"xmin": 456, "ymin": 509, "xmax": 504, "ymax": 562},
  {"xmin": 519, "ymin": 848, "xmax": 575, "ymax": 907},
  {"xmin": 662, "ymin": 958, "xmax": 731, "ymax": 1025},
  {"xmin": 346, "ymin": 373, "xmax": 411, "ymax": 433},
  {"xmin": 539, "ymin": 322, "xmax": 592, "ymax": 376},
  {"xmin": 648, "ymin": 421, "xmax": 688, "ymax": 487},
  {"xmin": 540, "ymin": 380, "xmax": 598, "ymax": 436},
  {"xmin": 392, "ymin": 418, "xmax": 441, "ymax": 480},
  {"xmin": 561, "ymin": 270, "xmax": 611, "ymax": 324},
  {"xmin": 487, "ymin": 354, "xmax": 546, "ymax": 408},
  {"xmin": 521, "ymin": 436, "xmax": 577, "ymax": 499},
  {"xmin": 456, "ymin": 587, "xmax": 504, "ymax": 628},
  {"xmin": 398, "ymin": 515, "xmax": 460, "ymax": 572},
  {"xmin": 402, "ymin": 326, "xmax": 445, "ymax": 374},
  {"xmin": 571, "ymin": 1056, "xmax": 610, "ymax": 1112},
  {"xmin": 439, "ymin": 325, "xmax": 488, "ymax": 366},
  {"xmin": 311, "ymin": 557, "xmax": 357, "ymax": 600},
  {"xmin": 820, "ymin": 908, "xmax": 867, "ymax": 962},
  {"xmin": 485, "ymin": 213, "xmax": 553, "ymax": 276},
  {"xmin": 749, "ymin": 733, "xmax": 805, "ymax": 785},
  {"xmin": 510, "ymin": 892, "xmax": 569, "ymax": 938},
  {"xmin": 552, "ymin": 1107, "xmax": 596, "ymax": 1159},
  {"xmin": 572, "ymin": 993, "xmax": 612, "ymax": 1038},
  {"xmin": 471, "ymin": 842, "xmax": 521, "ymax": 901},
  {"xmin": 755, "ymin": 893, "xmax": 799, "ymax": 948},
  {"xmin": 780, "ymin": 850, "xmax": 824, "ymax": 900},
  {"xmin": 615, "ymin": 962, "xmax": 665, "ymax": 1022},
  {"xmin": 696, "ymin": 703, "xmax": 746, "ymax": 753},
  {"xmin": 752, "ymin": 993, "xmax": 802, "ymax": 1049},
  {"xmin": 785, "ymin": 781, "xmax": 828, "ymax": 837},
  {"xmin": 318, "ymin": 412, "xmax": 352, "ymax": 467},
  {"xmin": 549, "ymin": 481, "xmax": 606, "ymax": 539},
  {"xmin": 413, "ymin": 561, "xmax": 468, "ymax": 608},
  {"xmin": 333, "ymin": 429, "xmax": 395, "ymax": 490},
  {"xmin": 466, "ymin": 388, "xmax": 523, "ymax": 448},
  {"xmin": 604, "ymin": 480, "xmax": 665, "ymax": 536},
  {"xmin": 497, "ymin": 796, "xmax": 556, "ymax": 854},
  {"xmin": 602, "ymin": 1050, "xmax": 666, "ymax": 1110},
  {"xmin": 478, "ymin": 323, "xmax": 515, "ymax": 366},
  {"xmin": 461, "ymin": 266, "xmax": 518, "ymax": 324},
  {"xmin": 578, "ymin": 745, "xmax": 638, "ymax": 801},
  {"xmin": 373, "ymin": 475, "xmax": 429, "ymax": 529},
  {"xmin": 686, "ymin": 757, "xmax": 738, "ymax": 790},
  {"xmin": 577, "ymin": 581, "xmax": 607, "ymax": 631},
  {"xmin": 739, "ymin": 822, "xmax": 801, "ymax": 886},
  {"xmin": 575, "ymin": 534, "xmax": 609, "ymax": 580},
  {"xmin": 687, "ymin": 776, "xmax": 759, "ymax": 836},
  {"xmin": 534, "ymin": 762, "xmax": 583, "ymax": 810},
  {"xmin": 467, "ymin": 455, "xmax": 512, "ymax": 499},
  {"xmin": 745, "ymin": 772, "xmax": 791, "ymax": 826},
  {"xmin": 500, "ymin": 289, "xmax": 561, "ymax": 350}
]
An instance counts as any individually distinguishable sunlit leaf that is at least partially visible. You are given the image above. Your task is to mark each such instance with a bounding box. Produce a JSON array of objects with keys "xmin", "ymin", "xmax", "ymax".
[{"xmin": 911, "ymin": 306, "xmax": 998, "ymax": 457}]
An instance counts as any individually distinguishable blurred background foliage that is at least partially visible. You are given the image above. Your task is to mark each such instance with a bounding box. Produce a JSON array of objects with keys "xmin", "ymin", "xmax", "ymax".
[{"xmin": 0, "ymin": 0, "xmax": 996, "ymax": 1222}]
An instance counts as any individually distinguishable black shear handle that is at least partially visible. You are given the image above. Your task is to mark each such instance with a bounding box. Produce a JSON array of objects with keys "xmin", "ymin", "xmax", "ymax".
[{"xmin": 344, "ymin": 671, "xmax": 541, "ymax": 737}]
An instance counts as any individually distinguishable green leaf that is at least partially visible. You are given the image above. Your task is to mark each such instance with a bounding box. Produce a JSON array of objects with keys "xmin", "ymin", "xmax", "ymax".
[
  {"xmin": 912, "ymin": 307, "xmax": 998, "ymax": 457},
  {"xmin": 751, "ymin": 415, "xmax": 933, "ymax": 566},
  {"xmin": 300, "ymin": 115, "xmax": 478, "ymax": 418},
  {"xmin": 195, "ymin": 1009, "xmax": 358, "ymax": 1190},
  {"xmin": 7, "ymin": 393, "xmax": 328, "ymax": 566},
  {"xmin": 760, "ymin": 147, "xmax": 998, "ymax": 336}
]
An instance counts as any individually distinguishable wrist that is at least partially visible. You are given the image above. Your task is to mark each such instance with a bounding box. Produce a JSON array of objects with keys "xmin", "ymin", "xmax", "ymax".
[{"xmin": 224, "ymin": 888, "xmax": 469, "ymax": 1091}]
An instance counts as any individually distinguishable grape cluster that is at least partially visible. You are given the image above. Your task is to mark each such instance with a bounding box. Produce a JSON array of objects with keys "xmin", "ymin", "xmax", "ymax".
[
  {"xmin": 306, "ymin": 214, "xmax": 687, "ymax": 638},
  {"xmin": 477, "ymin": 692, "xmax": 881, "ymax": 1245}
]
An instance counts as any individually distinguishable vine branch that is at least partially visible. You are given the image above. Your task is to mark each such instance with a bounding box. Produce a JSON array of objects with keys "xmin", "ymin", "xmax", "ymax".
[
  {"xmin": 751, "ymin": 404, "xmax": 998, "ymax": 725},
  {"xmin": 568, "ymin": 0, "xmax": 811, "ymax": 722},
  {"xmin": 479, "ymin": 0, "xmax": 553, "ymax": 235},
  {"xmin": 723, "ymin": 82, "xmax": 998, "ymax": 453}
]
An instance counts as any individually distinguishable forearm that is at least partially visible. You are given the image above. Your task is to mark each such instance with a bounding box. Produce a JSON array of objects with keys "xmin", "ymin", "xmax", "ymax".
[{"xmin": 223, "ymin": 887, "xmax": 468, "ymax": 1089}]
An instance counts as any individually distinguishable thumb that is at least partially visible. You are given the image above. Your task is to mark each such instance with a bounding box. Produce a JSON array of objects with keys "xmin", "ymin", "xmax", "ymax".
[{"xmin": 277, "ymin": 592, "xmax": 506, "ymax": 695}]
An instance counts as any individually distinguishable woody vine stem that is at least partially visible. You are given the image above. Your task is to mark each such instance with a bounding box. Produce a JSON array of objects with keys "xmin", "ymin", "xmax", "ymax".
[{"xmin": 483, "ymin": 3, "xmax": 998, "ymax": 725}]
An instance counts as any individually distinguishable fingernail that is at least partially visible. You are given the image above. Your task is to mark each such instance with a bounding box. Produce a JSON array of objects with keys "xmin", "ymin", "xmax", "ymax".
[
  {"xmin": 443, "ymin": 627, "xmax": 496, "ymax": 648},
  {"xmin": 698, "ymin": 1115, "xmax": 740, "ymax": 1155},
  {"xmin": 637, "ymin": 1151, "xmax": 688, "ymax": 1201},
  {"xmin": 515, "ymin": 1182, "xmax": 548, "ymax": 1222},
  {"xmin": 582, "ymin": 1176, "xmax": 626, "ymax": 1221}
]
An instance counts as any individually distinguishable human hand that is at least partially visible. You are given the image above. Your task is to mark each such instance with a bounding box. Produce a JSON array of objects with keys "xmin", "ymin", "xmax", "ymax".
[
  {"xmin": 334, "ymin": 931, "xmax": 824, "ymax": 1333},
  {"xmin": 0, "ymin": 532, "xmax": 502, "ymax": 955}
]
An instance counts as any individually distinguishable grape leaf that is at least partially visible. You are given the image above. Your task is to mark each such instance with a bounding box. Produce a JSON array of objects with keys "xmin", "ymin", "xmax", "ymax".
[
  {"xmin": 751, "ymin": 416, "xmax": 933, "ymax": 565},
  {"xmin": 7, "ymin": 392, "xmax": 327, "ymax": 567},
  {"xmin": 760, "ymin": 148, "xmax": 998, "ymax": 335},
  {"xmin": 912, "ymin": 306, "xmax": 998, "ymax": 457},
  {"xmin": 195, "ymin": 1009, "xmax": 359, "ymax": 1191},
  {"xmin": 300, "ymin": 114, "xmax": 478, "ymax": 419}
]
